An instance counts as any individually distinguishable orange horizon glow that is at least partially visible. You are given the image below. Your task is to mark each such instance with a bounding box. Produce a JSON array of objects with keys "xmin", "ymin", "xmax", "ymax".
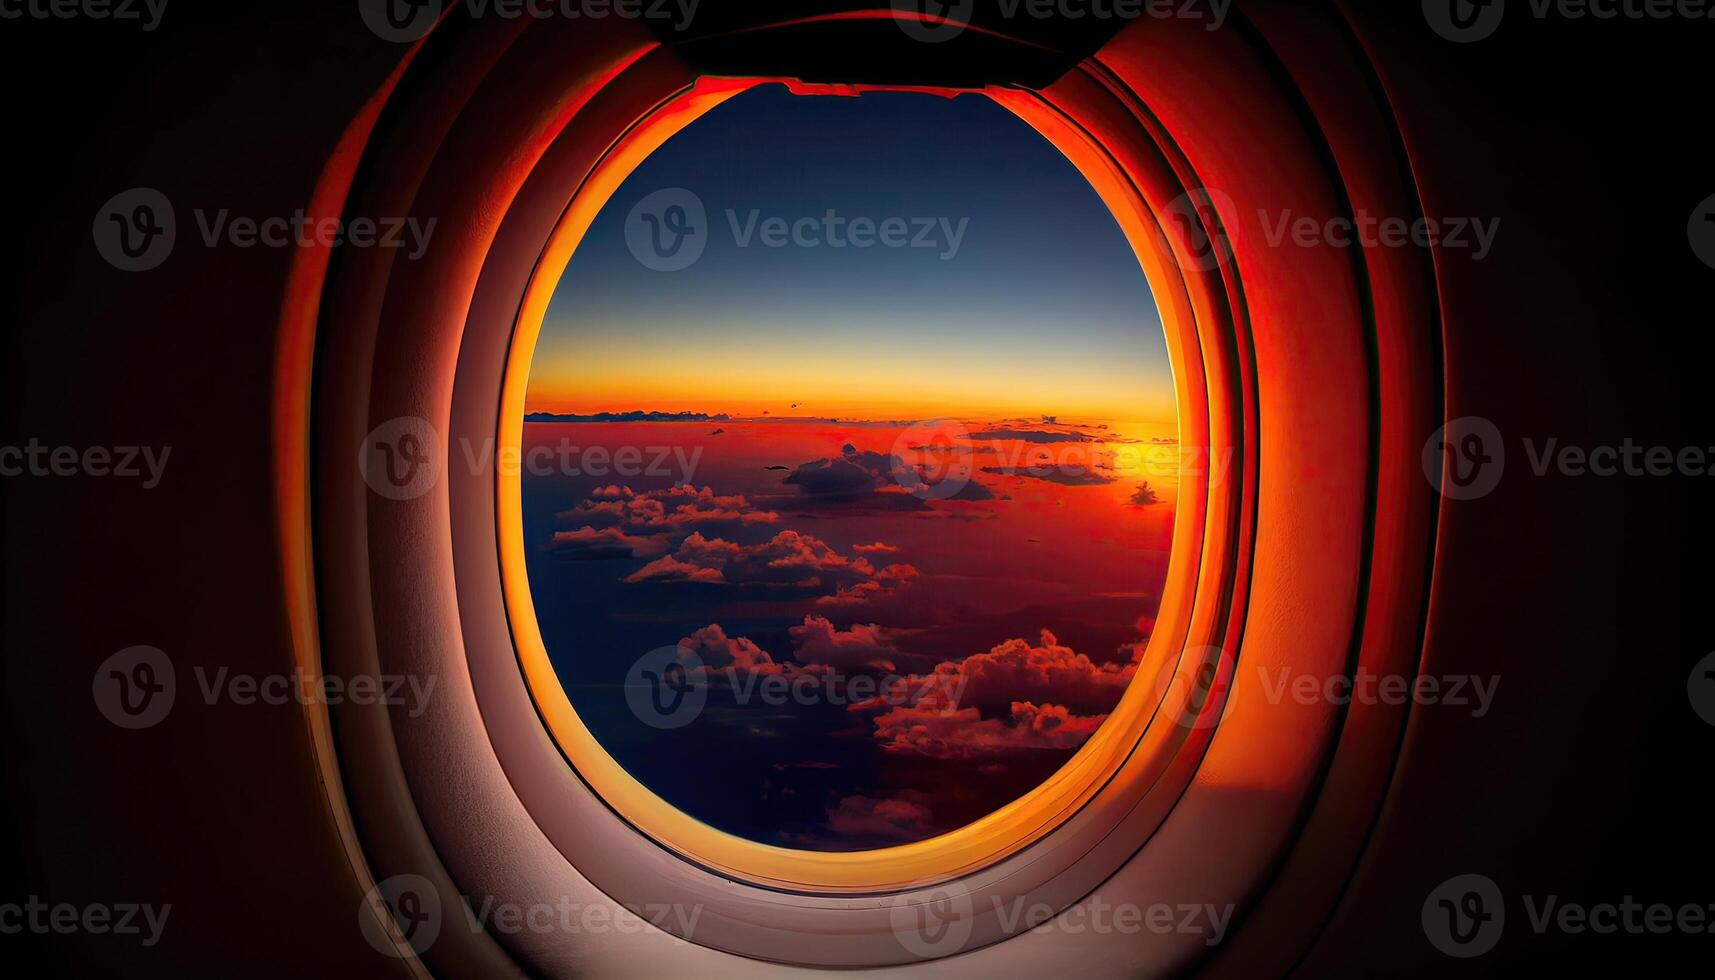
[{"xmin": 524, "ymin": 361, "xmax": 1176, "ymax": 423}]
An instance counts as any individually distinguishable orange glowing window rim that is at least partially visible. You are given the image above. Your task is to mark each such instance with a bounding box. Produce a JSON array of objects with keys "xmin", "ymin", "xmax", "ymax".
[{"xmin": 495, "ymin": 75, "xmax": 1214, "ymax": 894}]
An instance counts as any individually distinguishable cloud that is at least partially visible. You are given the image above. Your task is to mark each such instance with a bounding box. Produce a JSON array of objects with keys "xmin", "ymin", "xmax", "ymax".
[
  {"xmin": 788, "ymin": 615, "xmax": 905, "ymax": 672},
  {"xmin": 525, "ymin": 410, "xmax": 728, "ymax": 423},
  {"xmin": 822, "ymin": 793, "xmax": 935, "ymax": 842},
  {"xmin": 850, "ymin": 628, "xmax": 1145, "ymax": 759},
  {"xmin": 865, "ymin": 698, "xmax": 1108, "ymax": 760},
  {"xmin": 782, "ymin": 444, "xmax": 992, "ymax": 508},
  {"xmin": 981, "ymin": 464, "xmax": 1114, "ymax": 486},
  {"xmin": 906, "ymin": 629, "xmax": 1138, "ymax": 716},
  {"xmin": 675, "ymin": 623, "xmax": 784, "ymax": 674},
  {"xmin": 624, "ymin": 530, "xmax": 918, "ymax": 598},
  {"xmin": 852, "ymin": 541, "xmax": 900, "ymax": 554},
  {"xmin": 545, "ymin": 525, "xmax": 671, "ymax": 560},
  {"xmin": 670, "ymin": 613, "xmax": 932, "ymax": 685},
  {"xmin": 560, "ymin": 484, "xmax": 778, "ymax": 537},
  {"xmin": 783, "ymin": 455, "xmax": 888, "ymax": 499},
  {"xmin": 969, "ymin": 429, "xmax": 1097, "ymax": 444},
  {"xmin": 814, "ymin": 562, "xmax": 919, "ymax": 608},
  {"xmin": 626, "ymin": 554, "xmax": 727, "ymax": 584}
]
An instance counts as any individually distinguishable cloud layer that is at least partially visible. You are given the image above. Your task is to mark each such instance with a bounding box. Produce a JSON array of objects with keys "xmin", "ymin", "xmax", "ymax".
[{"xmin": 547, "ymin": 484, "xmax": 779, "ymax": 561}]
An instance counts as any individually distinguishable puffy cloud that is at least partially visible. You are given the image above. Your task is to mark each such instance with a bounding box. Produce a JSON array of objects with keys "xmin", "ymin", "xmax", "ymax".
[
  {"xmin": 545, "ymin": 525, "xmax": 671, "ymax": 560},
  {"xmin": 904, "ymin": 629, "xmax": 1137, "ymax": 716},
  {"xmin": 626, "ymin": 554, "xmax": 726, "ymax": 584},
  {"xmin": 969, "ymin": 428, "xmax": 1096, "ymax": 444},
  {"xmin": 788, "ymin": 615, "xmax": 903, "ymax": 672},
  {"xmin": 850, "ymin": 629, "xmax": 1146, "ymax": 759},
  {"xmin": 823, "ymin": 793, "xmax": 935, "ymax": 841},
  {"xmin": 814, "ymin": 581, "xmax": 887, "ymax": 607},
  {"xmin": 624, "ymin": 531, "xmax": 917, "ymax": 598},
  {"xmin": 866, "ymin": 699, "xmax": 1108, "ymax": 760},
  {"xmin": 676, "ymin": 623, "xmax": 782, "ymax": 673},
  {"xmin": 1010, "ymin": 701, "xmax": 1108, "ymax": 742},
  {"xmin": 814, "ymin": 562, "xmax": 919, "ymax": 608},
  {"xmin": 783, "ymin": 445, "xmax": 992, "ymax": 507},
  {"xmin": 981, "ymin": 464, "xmax": 1113, "ymax": 486},
  {"xmin": 560, "ymin": 484, "xmax": 778, "ymax": 537},
  {"xmin": 668, "ymin": 614, "xmax": 926, "ymax": 686},
  {"xmin": 783, "ymin": 455, "xmax": 887, "ymax": 499}
]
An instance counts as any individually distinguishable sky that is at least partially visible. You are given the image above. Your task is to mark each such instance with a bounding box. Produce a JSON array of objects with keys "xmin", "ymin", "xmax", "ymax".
[
  {"xmin": 530, "ymin": 85, "xmax": 1174, "ymax": 422},
  {"xmin": 521, "ymin": 86, "xmax": 1178, "ymax": 851}
]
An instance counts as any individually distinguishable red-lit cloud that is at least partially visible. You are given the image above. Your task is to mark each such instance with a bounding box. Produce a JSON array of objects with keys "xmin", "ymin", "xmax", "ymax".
[
  {"xmin": 920, "ymin": 628, "xmax": 1138, "ymax": 716},
  {"xmin": 865, "ymin": 698, "xmax": 1108, "ymax": 760},
  {"xmin": 849, "ymin": 629, "xmax": 1143, "ymax": 759},
  {"xmin": 788, "ymin": 615, "xmax": 905, "ymax": 673},
  {"xmin": 624, "ymin": 530, "xmax": 918, "ymax": 597},
  {"xmin": 545, "ymin": 525, "xmax": 671, "ymax": 561},
  {"xmin": 563, "ymin": 484, "xmax": 778, "ymax": 536},
  {"xmin": 782, "ymin": 445, "xmax": 993, "ymax": 508},
  {"xmin": 675, "ymin": 622, "xmax": 785, "ymax": 674},
  {"xmin": 822, "ymin": 793, "xmax": 935, "ymax": 841}
]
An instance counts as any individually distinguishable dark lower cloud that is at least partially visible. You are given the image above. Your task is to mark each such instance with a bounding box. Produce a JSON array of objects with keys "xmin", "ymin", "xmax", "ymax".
[
  {"xmin": 781, "ymin": 444, "xmax": 993, "ymax": 510},
  {"xmin": 970, "ymin": 428, "xmax": 1097, "ymax": 444},
  {"xmin": 560, "ymin": 483, "xmax": 778, "ymax": 536},
  {"xmin": 546, "ymin": 525, "xmax": 670, "ymax": 560},
  {"xmin": 849, "ymin": 625, "xmax": 1151, "ymax": 760},
  {"xmin": 981, "ymin": 464, "xmax": 1114, "ymax": 486},
  {"xmin": 625, "ymin": 530, "xmax": 919, "ymax": 601}
]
